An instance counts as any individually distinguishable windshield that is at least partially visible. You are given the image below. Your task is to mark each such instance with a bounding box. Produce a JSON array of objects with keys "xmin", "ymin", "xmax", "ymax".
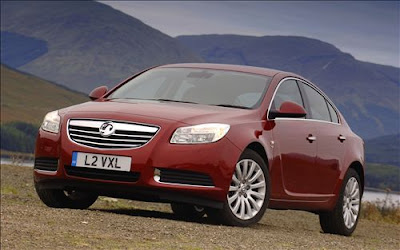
[{"xmin": 108, "ymin": 68, "xmax": 272, "ymax": 109}]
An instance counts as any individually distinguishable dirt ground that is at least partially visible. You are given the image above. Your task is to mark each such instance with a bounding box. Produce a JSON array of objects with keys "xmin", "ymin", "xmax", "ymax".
[{"xmin": 1, "ymin": 164, "xmax": 399, "ymax": 249}]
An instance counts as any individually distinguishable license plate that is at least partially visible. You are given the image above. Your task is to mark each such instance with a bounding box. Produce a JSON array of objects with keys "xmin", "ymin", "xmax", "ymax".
[{"xmin": 71, "ymin": 152, "xmax": 131, "ymax": 172}]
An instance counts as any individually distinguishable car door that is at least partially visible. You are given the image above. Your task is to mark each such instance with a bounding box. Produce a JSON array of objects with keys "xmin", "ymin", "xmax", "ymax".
[
  {"xmin": 299, "ymin": 81, "xmax": 345, "ymax": 195},
  {"xmin": 269, "ymin": 79, "xmax": 318, "ymax": 195}
]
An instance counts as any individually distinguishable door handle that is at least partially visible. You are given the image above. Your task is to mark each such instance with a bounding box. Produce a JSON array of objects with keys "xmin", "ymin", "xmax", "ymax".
[
  {"xmin": 338, "ymin": 135, "xmax": 346, "ymax": 142},
  {"xmin": 307, "ymin": 134, "xmax": 316, "ymax": 143}
]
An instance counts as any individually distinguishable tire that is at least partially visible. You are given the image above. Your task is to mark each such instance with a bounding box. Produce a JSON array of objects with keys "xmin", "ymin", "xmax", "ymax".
[
  {"xmin": 35, "ymin": 183, "xmax": 98, "ymax": 209},
  {"xmin": 207, "ymin": 149, "xmax": 270, "ymax": 226},
  {"xmin": 170, "ymin": 203, "xmax": 206, "ymax": 220},
  {"xmin": 319, "ymin": 168, "xmax": 362, "ymax": 236}
]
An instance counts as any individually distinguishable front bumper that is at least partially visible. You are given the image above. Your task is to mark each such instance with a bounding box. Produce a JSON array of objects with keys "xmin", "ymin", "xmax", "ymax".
[{"xmin": 34, "ymin": 124, "xmax": 242, "ymax": 207}]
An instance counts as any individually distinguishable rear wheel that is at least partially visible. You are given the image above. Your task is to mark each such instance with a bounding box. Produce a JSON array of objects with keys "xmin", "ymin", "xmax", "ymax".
[
  {"xmin": 319, "ymin": 168, "xmax": 361, "ymax": 236},
  {"xmin": 170, "ymin": 203, "xmax": 206, "ymax": 220},
  {"xmin": 207, "ymin": 149, "xmax": 270, "ymax": 226},
  {"xmin": 35, "ymin": 184, "xmax": 98, "ymax": 209}
]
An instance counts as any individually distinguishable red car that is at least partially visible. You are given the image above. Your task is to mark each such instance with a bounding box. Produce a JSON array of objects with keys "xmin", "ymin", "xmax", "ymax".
[{"xmin": 34, "ymin": 63, "xmax": 364, "ymax": 236}]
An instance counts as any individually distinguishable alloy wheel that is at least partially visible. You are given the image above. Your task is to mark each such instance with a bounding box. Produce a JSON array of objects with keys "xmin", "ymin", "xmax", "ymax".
[
  {"xmin": 343, "ymin": 177, "xmax": 360, "ymax": 229},
  {"xmin": 228, "ymin": 159, "xmax": 266, "ymax": 220}
]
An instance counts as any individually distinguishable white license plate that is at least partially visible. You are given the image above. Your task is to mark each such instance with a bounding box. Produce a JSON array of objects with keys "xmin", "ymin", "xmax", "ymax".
[{"xmin": 71, "ymin": 152, "xmax": 131, "ymax": 172}]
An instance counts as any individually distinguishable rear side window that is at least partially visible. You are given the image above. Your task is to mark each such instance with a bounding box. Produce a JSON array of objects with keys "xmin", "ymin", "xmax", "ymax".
[
  {"xmin": 301, "ymin": 83, "xmax": 331, "ymax": 122},
  {"xmin": 327, "ymin": 101, "xmax": 339, "ymax": 123},
  {"xmin": 272, "ymin": 80, "xmax": 304, "ymax": 110}
]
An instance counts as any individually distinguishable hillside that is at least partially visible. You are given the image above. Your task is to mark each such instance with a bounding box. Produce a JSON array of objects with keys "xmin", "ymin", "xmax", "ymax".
[
  {"xmin": 0, "ymin": 65, "xmax": 88, "ymax": 125},
  {"xmin": 365, "ymin": 134, "xmax": 400, "ymax": 166},
  {"xmin": 177, "ymin": 35, "xmax": 400, "ymax": 139},
  {"xmin": 0, "ymin": 31, "xmax": 48, "ymax": 68},
  {"xmin": 365, "ymin": 163, "xmax": 400, "ymax": 191},
  {"xmin": 0, "ymin": 1, "xmax": 202, "ymax": 93}
]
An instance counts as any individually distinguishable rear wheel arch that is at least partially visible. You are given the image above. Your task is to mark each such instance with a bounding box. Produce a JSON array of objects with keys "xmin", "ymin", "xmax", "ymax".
[
  {"xmin": 348, "ymin": 161, "xmax": 364, "ymax": 193},
  {"xmin": 320, "ymin": 168, "xmax": 362, "ymax": 236},
  {"xmin": 332, "ymin": 161, "xmax": 364, "ymax": 207}
]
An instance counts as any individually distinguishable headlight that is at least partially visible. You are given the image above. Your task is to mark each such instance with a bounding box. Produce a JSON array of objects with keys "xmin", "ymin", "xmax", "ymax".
[
  {"xmin": 170, "ymin": 123, "xmax": 230, "ymax": 144},
  {"xmin": 41, "ymin": 111, "xmax": 61, "ymax": 133}
]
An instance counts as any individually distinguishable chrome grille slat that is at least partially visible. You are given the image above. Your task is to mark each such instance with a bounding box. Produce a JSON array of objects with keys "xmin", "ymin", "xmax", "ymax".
[
  {"xmin": 69, "ymin": 127, "xmax": 153, "ymax": 139},
  {"xmin": 73, "ymin": 138, "xmax": 141, "ymax": 148},
  {"xmin": 112, "ymin": 133, "xmax": 152, "ymax": 139},
  {"xmin": 68, "ymin": 119, "xmax": 159, "ymax": 149},
  {"xmin": 70, "ymin": 120, "xmax": 158, "ymax": 133},
  {"xmin": 69, "ymin": 128, "xmax": 99, "ymax": 135}
]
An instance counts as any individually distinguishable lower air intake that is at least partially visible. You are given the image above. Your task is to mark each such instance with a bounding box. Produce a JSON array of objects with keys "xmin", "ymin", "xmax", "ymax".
[
  {"xmin": 158, "ymin": 168, "xmax": 214, "ymax": 187},
  {"xmin": 34, "ymin": 158, "xmax": 58, "ymax": 171}
]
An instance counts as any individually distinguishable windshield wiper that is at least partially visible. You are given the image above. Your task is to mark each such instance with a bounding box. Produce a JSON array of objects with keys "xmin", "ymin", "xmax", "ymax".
[
  {"xmin": 150, "ymin": 98, "xmax": 198, "ymax": 104},
  {"xmin": 213, "ymin": 104, "xmax": 251, "ymax": 109}
]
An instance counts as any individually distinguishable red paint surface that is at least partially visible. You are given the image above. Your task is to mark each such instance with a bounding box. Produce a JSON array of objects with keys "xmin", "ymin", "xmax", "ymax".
[{"xmin": 34, "ymin": 64, "xmax": 364, "ymax": 212}]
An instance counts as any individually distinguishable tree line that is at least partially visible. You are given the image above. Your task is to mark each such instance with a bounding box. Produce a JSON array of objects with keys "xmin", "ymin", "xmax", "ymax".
[{"xmin": 1, "ymin": 121, "xmax": 38, "ymax": 153}]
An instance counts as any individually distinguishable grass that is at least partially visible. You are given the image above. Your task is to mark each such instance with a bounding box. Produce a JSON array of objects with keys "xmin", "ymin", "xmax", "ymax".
[
  {"xmin": 0, "ymin": 65, "xmax": 88, "ymax": 125},
  {"xmin": 362, "ymin": 202, "xmax": 400, "ymax": 224},
  {"xmin": 1, "ymin": 185, "xmax": 19, "ymax": 195},
  {"xmin": 361, "ymin": 189, "xmax": 400, "ymax": 224}
]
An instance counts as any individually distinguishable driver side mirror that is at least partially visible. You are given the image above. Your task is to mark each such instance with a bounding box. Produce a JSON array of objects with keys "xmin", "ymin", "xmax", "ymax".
[
  {"xmin": 269, "ymin": 101, "xmax": 307, "ymax": 119},
  {"xmin": 89, "ymin": 86, "xmax": 108, "ymax": 100}
]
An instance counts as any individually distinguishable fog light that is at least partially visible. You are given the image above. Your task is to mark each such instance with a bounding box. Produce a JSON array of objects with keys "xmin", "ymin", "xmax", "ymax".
[{"xmin": 154, "ymin": 168, "xmax": 160, "ymax": 182}]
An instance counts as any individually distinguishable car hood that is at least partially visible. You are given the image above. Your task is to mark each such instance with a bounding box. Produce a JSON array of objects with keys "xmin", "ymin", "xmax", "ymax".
[{"xmin": 59, "ymin": 99, "xmax": 257, "ymax": 125}]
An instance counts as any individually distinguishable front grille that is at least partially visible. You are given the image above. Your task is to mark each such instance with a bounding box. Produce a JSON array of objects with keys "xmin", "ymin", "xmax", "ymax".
[
  {"xmin": 34, "ymin": 157, "xmax": 58, "ymax": 171},
  {"xmin": 68, "ymin": 119, "xmax": 159, "ymax": 149},
  {"xmin": 65, "ymin": 166, "xmax": 140, "ymax": 182},
  {"xmin": 158, "ymin": 168, "xmax": 214, "ymax": 187}
]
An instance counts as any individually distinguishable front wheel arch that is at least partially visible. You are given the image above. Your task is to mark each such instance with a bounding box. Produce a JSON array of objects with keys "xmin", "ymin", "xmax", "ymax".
[
  {"xmin": 207, "ymin": 148, "xmax": 271, "ymax": 226},
  {"xmin": 245, "ymin": 142, "xmax": 269, "ymax": 169}
]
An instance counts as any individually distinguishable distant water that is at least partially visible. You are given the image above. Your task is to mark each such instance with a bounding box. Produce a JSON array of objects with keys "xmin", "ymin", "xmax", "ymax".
[
  {"xmin": 363, "ymin": 190, "xmax": 400, "ymax": 205},
  {"xmin": 1, "ymin": 158, "xmax": 34, "ymax": 167}
]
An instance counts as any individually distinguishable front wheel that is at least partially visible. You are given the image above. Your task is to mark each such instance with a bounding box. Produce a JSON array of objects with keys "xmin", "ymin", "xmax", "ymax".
[
  {"xmin": 35, "ymin": 183, "xmax": 98, "ymax": 209},
  {"xmin": 207, "ymin": 149, "xmax": 270, "ymax": 226},
  {"xmin": 319, "ymin": 168, "xmax": 362, "ymax": 236}
]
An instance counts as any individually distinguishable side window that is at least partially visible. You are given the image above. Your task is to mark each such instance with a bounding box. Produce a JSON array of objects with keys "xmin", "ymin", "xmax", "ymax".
[
  {"xmin": 301, "ymin": 83, "xmax": 331, "ymax": 122},
  {"xmin": 272, "ymin": 80, "xmax": 304, "ymax": 110},
  {"xmin": 327, "ymin": 101, "xmax": 339, "ymax": 123}
]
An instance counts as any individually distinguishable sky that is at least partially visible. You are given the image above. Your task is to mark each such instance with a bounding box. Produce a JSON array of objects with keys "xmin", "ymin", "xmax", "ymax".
[{"xmin": 101, "ymin": 1, "xmax": 400, "ymax": 68}]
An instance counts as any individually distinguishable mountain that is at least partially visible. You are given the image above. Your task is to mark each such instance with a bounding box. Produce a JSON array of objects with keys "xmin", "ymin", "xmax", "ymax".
[
  {"xmin": 177, "ymin": 35, "xmax": 400, "ymax": 139},
  {"xmin": 365, "ymin": 134, "xmax": 400, "ymax": 167},
  {"xmin": 0, "ymin": 65, "xmax": 88, "ymax": 125},
  {"xmin": 0, "ymin": 1, "xmax": 202, "ymax": 93},
  {"xmin": 1, "ymin": 1, "xmax": 398, "ymax": 139},
  {"xmin": 0, "ymin": 31, "xmax": 48, "ymax": 68}
]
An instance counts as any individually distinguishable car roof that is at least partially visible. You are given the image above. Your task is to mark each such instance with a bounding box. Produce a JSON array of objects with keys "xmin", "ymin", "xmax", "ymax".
[{"xmin": 158, "ymin": 63, "xmax": 290, "ymax": 77}]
